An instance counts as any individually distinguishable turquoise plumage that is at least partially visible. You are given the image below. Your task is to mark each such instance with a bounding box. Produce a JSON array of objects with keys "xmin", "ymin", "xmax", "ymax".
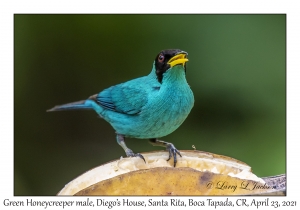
[{"xmin": 48, "ymin": 49, "xmax": 194, "ymax": 166}]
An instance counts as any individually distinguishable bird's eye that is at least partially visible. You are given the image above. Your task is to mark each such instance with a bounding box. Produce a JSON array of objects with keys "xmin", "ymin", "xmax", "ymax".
[{"xmin": 158, "ymin": 54, "xmax": 164, "ymax": 63}]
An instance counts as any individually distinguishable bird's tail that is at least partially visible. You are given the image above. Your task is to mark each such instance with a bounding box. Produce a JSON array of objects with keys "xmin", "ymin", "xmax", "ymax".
[{"xmin": 47, "ymin": 100, "xmax": 96, "ymax": 112}]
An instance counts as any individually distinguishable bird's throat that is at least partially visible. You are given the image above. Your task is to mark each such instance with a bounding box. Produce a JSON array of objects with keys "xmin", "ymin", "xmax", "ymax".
[{"xmin": 162, "ymin": 65, "xmax": 187, "ymax": 85}]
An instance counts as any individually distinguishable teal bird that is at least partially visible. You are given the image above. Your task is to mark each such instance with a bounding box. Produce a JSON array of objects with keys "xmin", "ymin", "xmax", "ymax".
[{"xmin": 48, "ymin": 49, "xmax": 194, "ymax": 166}]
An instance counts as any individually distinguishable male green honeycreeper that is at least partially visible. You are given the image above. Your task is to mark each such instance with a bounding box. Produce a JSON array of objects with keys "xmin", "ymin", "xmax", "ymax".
[{"xmin": 48, "ymin": 49, "xmax": 194, "ymax": 166}]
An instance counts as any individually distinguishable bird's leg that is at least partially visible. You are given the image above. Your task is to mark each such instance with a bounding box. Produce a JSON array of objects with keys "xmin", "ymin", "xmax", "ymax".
[
  {"xmin": 149, "ymin": 138, "xmax": 182, "ymax": 167},
  {"xmin": 116, "ymin": 134, "xmax": 145, "ymax": 162}
]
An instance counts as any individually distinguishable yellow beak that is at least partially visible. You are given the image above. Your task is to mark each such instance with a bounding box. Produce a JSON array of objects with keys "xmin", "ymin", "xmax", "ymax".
[{"xmin": 167, "ymin": 53, "xmax": 189, "ymax": 67}]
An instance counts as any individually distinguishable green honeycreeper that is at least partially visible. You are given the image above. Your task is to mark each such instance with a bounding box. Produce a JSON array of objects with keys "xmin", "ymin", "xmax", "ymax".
[{"xmin": 48, "ymin": 49, "xmax": 194, "ymax": 166}]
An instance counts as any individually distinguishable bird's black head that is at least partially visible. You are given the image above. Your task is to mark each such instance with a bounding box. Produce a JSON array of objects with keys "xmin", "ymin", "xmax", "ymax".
[{"xmin": 154, "ymin": 49, "xmax": 188, "ymax": 83}]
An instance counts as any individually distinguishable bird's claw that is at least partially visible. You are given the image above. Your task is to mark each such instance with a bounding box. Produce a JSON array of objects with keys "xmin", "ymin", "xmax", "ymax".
[
  {"xmin": 135, "ymin": 153, "xmax": 146, "ymax": 163},
  {"xmin": 166, "ymin": 143, "xmax": 182, "ymax": 167},
  {"xmin": 126, "ymin": 149, "xmax": 146, "ymax": 163}
]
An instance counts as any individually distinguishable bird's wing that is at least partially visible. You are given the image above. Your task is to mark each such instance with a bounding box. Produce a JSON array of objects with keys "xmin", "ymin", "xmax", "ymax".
[{"xmin": 95, "ymin": 78, "xmax": 148, "ymax": 115}]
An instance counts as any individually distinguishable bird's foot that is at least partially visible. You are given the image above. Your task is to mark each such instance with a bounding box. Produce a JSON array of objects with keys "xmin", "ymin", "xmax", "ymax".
[
  {"xmin": 117, "ymin": 134, "xmax": 145, "ymax": 163},
  {"xmin": 166, "ymin": 143, "xmax": 182, "ymax": 167},
  {"xmin": 125, "ymin": 149, "xmax": 146, "ymax": 163},
  {"xmin": 149, "ymin": 139, "xmax": 182, "ymax": 167}
]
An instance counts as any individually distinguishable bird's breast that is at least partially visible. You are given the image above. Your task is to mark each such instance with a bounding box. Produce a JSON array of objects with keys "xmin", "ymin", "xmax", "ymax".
[{"xmin": 135, "ymin": 82, "xmax": 194, "ymax": 138}]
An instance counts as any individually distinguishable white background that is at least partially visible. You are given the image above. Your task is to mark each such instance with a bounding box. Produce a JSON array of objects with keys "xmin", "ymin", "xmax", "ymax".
[{"xmin": 1, "ymin": 0, "xmax": 299, "ymax": 209}]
